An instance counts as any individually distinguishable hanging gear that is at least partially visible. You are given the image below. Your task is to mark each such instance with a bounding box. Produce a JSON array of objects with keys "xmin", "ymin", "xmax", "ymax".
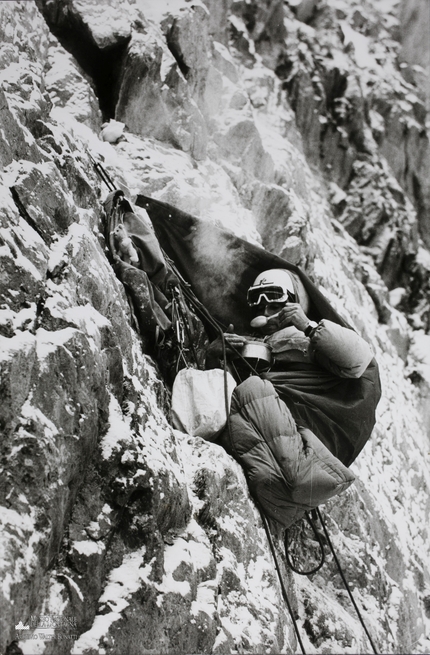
[
  {"xmin": 100, "ymin": 182, "xmax": 210, "ymax": 382},
  {"xmin": 316, "ymin": 508, "xmax": 379, "ymax": 654},
  {"xmin": 103, "ymin": 189, "xmax": 173, "ymax": 350}
]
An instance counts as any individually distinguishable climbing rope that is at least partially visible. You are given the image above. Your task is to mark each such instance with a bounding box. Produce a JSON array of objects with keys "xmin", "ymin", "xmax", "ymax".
[
  {"xmin": 171, "ymin": 286, "xmax": 201, "ymax": 369},
  {"xmin": 170, "ymin": 293, "xmax": 189, "ymax": 372},
  {"xmin": 316, "ymin": 508, "xmax": 379, "ymax": 654},
  {"xmin": 260, "ymin": 510, "xmax": 308, "ymax": 654}
]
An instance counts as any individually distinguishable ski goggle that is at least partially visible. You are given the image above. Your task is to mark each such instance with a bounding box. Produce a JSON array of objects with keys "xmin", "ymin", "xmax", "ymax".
[{"xmin": 247, "ymin": 285, "xmax": 296, "ymax": 307}]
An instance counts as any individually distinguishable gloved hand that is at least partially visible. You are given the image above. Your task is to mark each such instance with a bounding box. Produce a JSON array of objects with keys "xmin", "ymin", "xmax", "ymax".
[
  {"xmin": 262, "ymin": 303, "xmax": 310, "ymax": 335},
  {"xmin": 206, "ymin": 324, "xmax": 248, "ymax": 360}
]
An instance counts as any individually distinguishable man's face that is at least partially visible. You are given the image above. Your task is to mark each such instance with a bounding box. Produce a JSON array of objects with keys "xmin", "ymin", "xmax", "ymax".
[{"xmin": 255, "ymin": 301, "xmax": 286, "ymax": 317}]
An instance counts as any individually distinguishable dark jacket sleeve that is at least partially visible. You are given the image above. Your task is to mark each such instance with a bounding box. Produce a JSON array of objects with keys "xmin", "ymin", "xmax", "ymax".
[{"xmin": 309, "ymin": 320, "xmax": 373, "ymax": 378}]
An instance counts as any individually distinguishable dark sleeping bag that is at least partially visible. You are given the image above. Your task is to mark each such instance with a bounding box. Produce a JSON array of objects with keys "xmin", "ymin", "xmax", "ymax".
[
  {"xmin": 218, "ymin": 319, "xmax": 376, "ymax": 527},
  {"xmin": 218, "ymin": 376, "xmax": 355, "ymax": 527},
  {"xmin": 263, "ymin": 319, "xmax": 379, "ymax": 466}
]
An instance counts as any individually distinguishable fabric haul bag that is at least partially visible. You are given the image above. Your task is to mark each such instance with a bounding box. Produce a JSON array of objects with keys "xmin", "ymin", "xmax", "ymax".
[{"xmin": 171, "ymin": 368, "xmax": 236, "ymax": 441}]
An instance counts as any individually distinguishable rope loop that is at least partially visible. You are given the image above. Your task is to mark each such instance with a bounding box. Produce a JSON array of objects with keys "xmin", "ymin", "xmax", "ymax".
[{"xmin": 284, "ymin": 511, "xmax": 326, "ymax": 575}]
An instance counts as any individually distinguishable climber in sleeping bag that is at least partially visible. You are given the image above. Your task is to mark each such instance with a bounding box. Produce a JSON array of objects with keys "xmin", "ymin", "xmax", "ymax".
[{"xmin": 205, "ymin": 269, "xmax": 381, "ymax": 528}]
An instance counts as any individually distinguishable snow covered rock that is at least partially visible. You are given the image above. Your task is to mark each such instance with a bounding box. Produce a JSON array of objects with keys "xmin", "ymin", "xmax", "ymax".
[
  {"xmin": 115, "ymin": 24, "xmax": 208, "ymax": 159},
  {"xmin": 101, "ymin": 119, "xmax": 125, "ymax": 144},
  {"xmin": 398, "ymin": 0, "xmax": 430, "ymax": 115},
  {"xmin": 44, "ymin": 36, "xmax": 102, "ymax": 131},
  {"xmin": 0, "ymin": 0, "xmax": 429, "ymax": 654}
]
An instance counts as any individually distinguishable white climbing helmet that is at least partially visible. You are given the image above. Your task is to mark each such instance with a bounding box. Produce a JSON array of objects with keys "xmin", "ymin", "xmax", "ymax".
[{"xmin": 247, "ymin": 269, "xmax": 296, "ymax": 306}]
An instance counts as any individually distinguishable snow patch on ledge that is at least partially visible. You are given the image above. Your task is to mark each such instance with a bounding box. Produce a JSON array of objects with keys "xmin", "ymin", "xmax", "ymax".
[
  {"xmin": 71, "ymin": 547, "xmax": 151, "ymax": 655},
  {"xmin": 35, "ymin": 327, "xmax": 79, "ymax": 370},
  {"xmin": 0, "ymin": 505, "xmax": 43, "ymax": 600},
  {"xmin": 0, "ymin": 330, "xmax": 36, "ymax": 363},
  {"xmin": 100, "ymin": 393, "xmax": 134, "ymax": 459},
  {"xmin": 70, "ymin": 540, "xmax": 106, "ymax": 557},
  {"xmin": 409, "ymin": 331, "xmax": 430, "ymax": 385}
]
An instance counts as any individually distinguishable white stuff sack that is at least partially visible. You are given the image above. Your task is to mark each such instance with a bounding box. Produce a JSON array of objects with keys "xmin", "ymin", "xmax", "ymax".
[{"xmin": 171, "ymin": 368, "xmax": 237, "ymax": 441}]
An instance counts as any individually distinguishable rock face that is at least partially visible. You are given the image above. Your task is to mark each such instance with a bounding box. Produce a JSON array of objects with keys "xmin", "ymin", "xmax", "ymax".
[
  {"xmin": 398, "ymin": 0, "xmax": 430, "ymax": 115},
  {"xmin": 0, "ymin": 1, "xmax": 429, "ymax": 654}
]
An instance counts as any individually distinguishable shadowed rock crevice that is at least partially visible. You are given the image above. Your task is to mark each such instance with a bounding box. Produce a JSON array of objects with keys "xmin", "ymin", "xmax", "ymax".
[
  {"xmin": 9, "ymin": 186, "xmax": 48, "ymax": 244},
  {"xmin": 164, "ymin": 32, "xmax": 191, "ymax": 79},
  {"xmin": 35, "ymin": 0, "xmax": 129, "ymax": 118}
]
